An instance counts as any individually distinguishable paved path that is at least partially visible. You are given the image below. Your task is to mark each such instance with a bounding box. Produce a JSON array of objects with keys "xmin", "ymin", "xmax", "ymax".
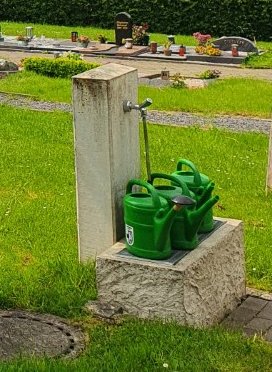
[
  {"xmin": 1, "ymin": 49, "xmax": 272, "ymax": 80},
  {"xmin": 222, "ymin": 290, "xmax": 272, "ymax": 342}
]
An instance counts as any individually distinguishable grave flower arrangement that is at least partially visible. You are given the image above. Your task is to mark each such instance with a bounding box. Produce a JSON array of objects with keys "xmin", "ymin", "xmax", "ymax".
[
  {"xmin": 16, "ymin": 34, "xmax": 30, "ymax": 46},
  {"xmin": 98, "ymin": 34, "xmax": 107, "ymax": 44},
  {"xmin": 193, "ymin": 32, "xmax": 221, "ymax": 56},
  {"xmin": 78, "ymin": 35, "xmax": 89, "ymax": 47},
  {"xmin": 16, "ymin": 34, "xmax": 29, "ymax": 42},
  {"xmin": 132, "ymin": 23, "xmax": 149, "ymax": 46}
]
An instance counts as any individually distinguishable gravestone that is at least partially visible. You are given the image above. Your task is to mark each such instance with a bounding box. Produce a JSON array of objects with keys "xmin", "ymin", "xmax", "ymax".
[
  {"xmin": 212, "ymin": 36, "xmax": 258, "ymax": 53},
  {"xmin": 115, "ymin": 12, "xmax": 132, "ymax": 46}
]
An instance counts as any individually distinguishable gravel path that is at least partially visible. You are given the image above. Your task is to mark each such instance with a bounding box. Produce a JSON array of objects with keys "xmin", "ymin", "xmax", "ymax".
[
  {"xmin": 148, "ymin": 110, "xmax": 272, "ymax": 134},
  {"xmin": 1, "ymin": 92, "xmax": 271, "ymax": 134},
  {"xmin": 0, "ymin": 93, "xmax": 71, "ymax": 112}
]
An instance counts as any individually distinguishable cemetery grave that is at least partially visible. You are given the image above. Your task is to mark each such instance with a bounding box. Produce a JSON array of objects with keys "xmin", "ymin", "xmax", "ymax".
[
  {"xmin": 0, "ymin": 35, "xmax": 254, "ymax": 65},
  {"xmin": 0, "ymin": 14, "xmax": 262, "ymax": 66}
]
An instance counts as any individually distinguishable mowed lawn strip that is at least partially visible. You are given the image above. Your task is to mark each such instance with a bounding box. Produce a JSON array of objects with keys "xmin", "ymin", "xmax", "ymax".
[{"xmin": 0, "ymin": 71, "xmax": 272, "ymax": 118}]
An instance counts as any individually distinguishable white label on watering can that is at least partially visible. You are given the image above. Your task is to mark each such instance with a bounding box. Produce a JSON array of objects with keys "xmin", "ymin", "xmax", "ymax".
[{"xmin": 125, "ymin": 224, "xmax": 134, "ymax": 246}]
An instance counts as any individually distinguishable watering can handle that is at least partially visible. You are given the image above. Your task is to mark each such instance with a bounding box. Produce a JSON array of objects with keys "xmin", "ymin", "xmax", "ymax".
[
  {"xmin": 126, "ymin": 179, "xmax": 162, "ymax": 209},
  {"xmin": 150, "ymin": 173, "xmax": 191, "ymax": 197},
  {"xmin": 176, "ymin": 159, "xmax": 202, "ymax": 187}
]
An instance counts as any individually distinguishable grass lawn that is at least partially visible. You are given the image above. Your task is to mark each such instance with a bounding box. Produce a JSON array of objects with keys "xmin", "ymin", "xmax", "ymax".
[
  {"xmin": 0, "ymin": 71, "xmax": 71, "ymax": 102},
  {"xmin": 139, "ymin": 78, "xmax": 272, "ymax": 118},
  {"xmin": 0, "ymin": 104, "xmax": 272, "ymax": 369},
  {"xmin": 0, "ymin": 71, "xmax": 272, "ymax": 118},
  {"xmin": 244, "ymin": 50, "xmax": 272, "ymax": 69},
  {"xmin": 0, "ymin": 21, "xmax": 198, "ymax": 46},
  {"xmin": 1, "ymin": 21, "xmax": 272, "ymax": 68}
]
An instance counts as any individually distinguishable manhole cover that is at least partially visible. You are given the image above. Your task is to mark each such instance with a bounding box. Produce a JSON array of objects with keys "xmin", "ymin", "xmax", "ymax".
[{"xmin": 0, "ymin": 310, "xmax": 85, "ymax": 360}]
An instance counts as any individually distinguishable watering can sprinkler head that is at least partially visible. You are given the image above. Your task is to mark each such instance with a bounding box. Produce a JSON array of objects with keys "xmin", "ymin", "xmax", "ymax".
[
  {"xmin": 123, "ymin": 98, "xmax": 152, "ymax": 113},
  {"xmin": 171, "ymin": 195, "xmax": 196, "ymax": 211},
  {"xmin": 138, "ymin": 98, "xmax": 153, "ymax": 110}
]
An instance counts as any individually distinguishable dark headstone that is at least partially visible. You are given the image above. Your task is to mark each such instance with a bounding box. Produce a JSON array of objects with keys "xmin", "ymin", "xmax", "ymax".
[
  {"xmin": 115, "ymin": 12, "xmax": 132, "ymax": 46},
  {"xmin": 212, "ymin": 36, "xmax": 258, "ymax": 53}
]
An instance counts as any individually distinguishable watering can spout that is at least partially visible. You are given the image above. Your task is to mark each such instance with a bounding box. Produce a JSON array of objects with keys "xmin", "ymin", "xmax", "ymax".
[
  {"xmin": 154, "ymin": 195, "xmax": 196, "ymax": 251},
  {"xmin": 185, "ymin": 195, "xmax": 219, "ymax": 240},
  {"xmin": 197, "ymin": 181, "xmax": 215, "ymax": 207}
]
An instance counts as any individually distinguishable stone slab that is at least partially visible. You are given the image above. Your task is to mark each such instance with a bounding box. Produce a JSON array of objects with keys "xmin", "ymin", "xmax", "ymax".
[
  {"xmin": 115, "ymin": 45, "xmax": 149, "ymax": 56},
  {"xmin": 265, "ymin": 327, "xmax": 272, "ymax": 342},
  {"xmin": 224, "ymin": 306, "xmax": 256, "ymax": 325},
  {"xmin": 246, "ymin": 317, "xmax": 272, "ymax": 331},
  {"xmin": 96, "ymin": 217, "xmax": 245, "ymax": 327},
  {"xmin": 241, "ymin": 296, "xmax": 268, "ymax": 312},
  {"xmin": 138, "ymin": 51, "xmax": 245, "ymax": 65},
  {"xmin": 257, "ymin": 302, "xmax": 272, "ymax": 320}
]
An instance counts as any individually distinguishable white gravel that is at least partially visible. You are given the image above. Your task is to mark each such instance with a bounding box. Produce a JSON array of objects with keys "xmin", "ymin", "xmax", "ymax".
[
  {"xmin": 147, "ymin": 110, "xmax": 272, "ymax": 134},
  {"xmin": 1, "ymin": 93, "xmax": 271, "ymax": 134}
]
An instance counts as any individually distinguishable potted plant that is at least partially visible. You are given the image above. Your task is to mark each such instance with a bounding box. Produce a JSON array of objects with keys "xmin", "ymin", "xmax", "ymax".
[
  {"xmin": 16, "ymin": 34, "xmax": 29, "ymax": 46},
  {"xmin": 132, "ymin": 23, "xmax": 149, "ymax": 46},
  {"xmin": 78, "ymin": 35, "xmax": 89, "ymax": 48},
  {"xmin": 98, "ymin": 34, "xmax": 107, "ymax": 44},
  {"xmin": 163, "ymin": 41, "xmax": 172, "ymax": 56}
]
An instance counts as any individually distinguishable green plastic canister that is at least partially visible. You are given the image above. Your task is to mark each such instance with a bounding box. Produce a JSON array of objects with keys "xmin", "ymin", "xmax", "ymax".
[
  {"xmin": 171, "ymin": 159, "xmax": 215, "ymax": 233},
  {"xmin": 124, "ymin": 179, "xmax": 174, "ymax": 260}
]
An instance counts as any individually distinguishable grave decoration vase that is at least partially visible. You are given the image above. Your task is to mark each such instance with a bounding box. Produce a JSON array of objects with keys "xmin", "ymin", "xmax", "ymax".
[
  {"xmin": 179, "ymin": 46, "xmax": 186, "ymax": 56},
  {"xmin": 124, "ymin": 38, "xmax": 133, "ymax": 49},
  {"xmin": 164, "ymin": 49, "xmax": 172, "ymax": 56},
  {"xmin": 80, "ymin": 41, "xmax": 89, "ymax": 48},
  {"xmin": 150, "ymin": 42, "xmax": 157, "ymax": 54},
  {"xmin": 71, "ymin": 31, "xmax": 78, "ymax": 42},
  {"xmin": 18, "ymin": 40, "xmax": 29, "ymax": 46},
  {"xmin": 231, "ymin": 44, "xmax": 239, "ymax": 57},
  {"xmin": 142, "ymin": 34, "xmax": 150, "ymax": 46}
]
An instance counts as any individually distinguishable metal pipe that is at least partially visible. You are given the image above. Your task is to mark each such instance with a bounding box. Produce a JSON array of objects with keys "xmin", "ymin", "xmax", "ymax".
[
  {"xmin": 142, "ymin": 110, "xmax": 152, "ymax": 182},
  {"xmin": 123, "ymin": 98, "xmax": 153, "ymax": 182}
]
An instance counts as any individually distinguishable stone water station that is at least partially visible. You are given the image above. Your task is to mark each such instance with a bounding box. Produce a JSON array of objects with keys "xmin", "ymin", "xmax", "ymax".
[{"xmin": 72, "ymin": 63, "xmax": 245, "ymax": 326}]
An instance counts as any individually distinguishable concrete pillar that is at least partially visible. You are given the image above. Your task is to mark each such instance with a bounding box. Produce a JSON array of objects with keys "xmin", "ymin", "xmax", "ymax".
[{"xmin": 72, "ymin": 63, "xmax": 139, "ymax": 262}]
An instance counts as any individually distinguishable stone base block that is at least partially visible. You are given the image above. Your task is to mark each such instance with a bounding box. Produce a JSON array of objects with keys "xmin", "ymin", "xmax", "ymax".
[{"xmin": 96, "ymin": 218, "xmax": 246, "ymax": 327}]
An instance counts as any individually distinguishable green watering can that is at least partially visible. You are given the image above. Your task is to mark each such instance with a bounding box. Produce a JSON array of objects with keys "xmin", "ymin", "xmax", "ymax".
[
  {"xmin": 124, "ymin": 179, "xmax": 195, "ymax": 259},
  {"xmin": 150, "ymin": 173, "xmax": 219, "ymax": 250},
  {"xmin": 171, "ymin": 159, "xmax": 216, "ymax": 233}
]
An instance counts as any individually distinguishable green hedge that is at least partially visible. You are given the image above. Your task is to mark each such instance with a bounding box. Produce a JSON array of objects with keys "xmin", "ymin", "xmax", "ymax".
[
  {"xmin": 23, "ymin": 57, "xmax": 100, "ymax": 78},
  {"xmin": 1, "ymin": 0, "xmax": 272, "ymax": 40}
]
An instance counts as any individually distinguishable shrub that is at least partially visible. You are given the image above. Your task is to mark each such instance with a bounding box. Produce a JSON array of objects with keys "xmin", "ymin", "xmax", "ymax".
[
  {"xmin": 198, "ymin": 69, "xmax": 221, "ymax": 79},
  {"xmin": 22, "ymin": 57, "xmax": 100, "ymax": 78},
  {"xmin": 170, "ymin": 73, "xmax": 186, "ymax": 88}
]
